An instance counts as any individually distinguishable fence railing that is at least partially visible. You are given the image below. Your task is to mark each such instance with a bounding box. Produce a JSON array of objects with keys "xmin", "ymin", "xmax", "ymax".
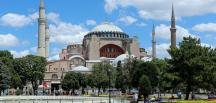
[{"xmin": 0, "ymin": 96, "xmax": 129, "ymax": 103}]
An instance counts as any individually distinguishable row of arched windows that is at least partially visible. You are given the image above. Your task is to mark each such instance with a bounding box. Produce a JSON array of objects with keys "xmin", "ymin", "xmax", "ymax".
[{"xmin": 84, "ymin": 32, "xmax": 129, "ymax": 38}]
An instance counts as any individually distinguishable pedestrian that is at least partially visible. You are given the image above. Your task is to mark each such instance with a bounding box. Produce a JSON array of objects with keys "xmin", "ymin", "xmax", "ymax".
[{"xmin": 134, "ymin": 93, "xmax": 138, "ymax": 102}]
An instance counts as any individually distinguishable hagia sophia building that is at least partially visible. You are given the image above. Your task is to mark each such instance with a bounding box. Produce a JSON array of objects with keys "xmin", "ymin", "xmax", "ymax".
[{"xmin": 37, "ymin": 0, "xmax": 176, "ymax": 91}]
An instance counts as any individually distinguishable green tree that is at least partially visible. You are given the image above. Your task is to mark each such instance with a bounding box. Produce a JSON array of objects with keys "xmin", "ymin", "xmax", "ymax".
[
  {"xmin": 13, "ymin": 55, "xmax": 46, "ymax": 95},
  {"xmin": 13, "ymin": 58, "xmax": 28, "ymax": 88},
  {"xmin": 0, "ymin": 50, "xmax": 13, "ymax": 59},
  {"xmin": 115, "ymin": 61, "xmax": 128, "ymax": 93},
  {"xmin": 77, "ymin": 73, "xmax": 87, "ymax": 94},
  {"xmin": 62, "ymin": 72, "xmax": 80, "ymax": 95},
  {"xmin": 0, "ymin": 50, "xmax": 22, "ymax": 95},
  {"xmin": 139, "ymin": 75, "xmax": 152, "ymax": 103},
  {"xmin": 168, "ymin": 36, "xmax": 216, "ymax": 99},
  {"xmin": 86, "ymin": 74, "xmax": 95, "ymax": 88},
  {"xmin": 123, "ymin": 58, "xmax": 141, "ymax": 92},
  {"xmin": 0, "ymin": 63, "xmax": 11, "ymax": 95},
  {"xmin": 132, "ymin": 61, "xmax": 159, "ymax": 90},
  {"xmin": 91, "ymin": 62, "xmax": 114, "ymax": 96},
  {"xmin": 152, "ymin": 59, "xmax": 178, "ymax": 96}
]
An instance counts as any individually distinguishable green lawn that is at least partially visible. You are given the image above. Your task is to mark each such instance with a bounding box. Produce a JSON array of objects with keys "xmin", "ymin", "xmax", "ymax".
[{"xmin": 165, "ymin": 100, "xmax": 216, "ymax": 103}]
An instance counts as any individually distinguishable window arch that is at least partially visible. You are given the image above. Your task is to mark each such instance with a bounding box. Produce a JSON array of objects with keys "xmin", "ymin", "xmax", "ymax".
[
  {"xmin": 100, "ymin": 44, "xmax": 124, "ymax": 58},
  {"xmin": 52, "ymin": 74, "xmax": 58, "ymax": 79}
]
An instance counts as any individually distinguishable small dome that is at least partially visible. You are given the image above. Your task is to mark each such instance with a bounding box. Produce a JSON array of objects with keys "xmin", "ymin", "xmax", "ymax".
[
  {"xmin": 68, "ymin": 55, "xmax": 85, "ymax": 60},
  {"xmin": 112, "ymin": 54, "xmax": 136, "ymax": 66},
  {"xmin": 141, "ymin": 57, "xmax": 152, "ymax": 62},
  {"xmin": 71, "ymin": 66, "xmax": 91, "ymax": 72},
  {"xmin": 91, "ymin": 22, "xmax": 123, "ymax": 32}
]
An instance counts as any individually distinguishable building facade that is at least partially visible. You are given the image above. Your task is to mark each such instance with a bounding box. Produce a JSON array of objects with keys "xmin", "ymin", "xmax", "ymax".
[
  {"xmin": 42, "ymin": 2, "xmax": 177, "ymax": 93},
  {"xmin": 44, "ymin": 22, "xmax": 148, "ymax": 92}
]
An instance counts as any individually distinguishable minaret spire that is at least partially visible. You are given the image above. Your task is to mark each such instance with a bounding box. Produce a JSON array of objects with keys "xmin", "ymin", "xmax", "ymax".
[
  {"xmin": 38, "ymin": 0, "xmax": 46, "ymax": 57},
  {"xmin": 170, "ymin": 3, "xmax": 177, "ymax": 48},
  {"xmin": 171, "ymin": 3, "xmax": 176, "ymax": 28},
  {"xmin": 152, "ymin": 24, "xmax": 156, "ymax": 59},
  {"xmin": 40, "ymin": 0, "xmax": 45, "ymax": 8},
  {"xmin": 45, "ymin": 20, "xmax": 50, "ymax": 58}
]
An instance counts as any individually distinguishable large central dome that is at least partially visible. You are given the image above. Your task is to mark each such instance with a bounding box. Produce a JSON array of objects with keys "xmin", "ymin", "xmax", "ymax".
[
  {"xmin": 84, "ymin": 22, "xmax": 129, "ymax": 39},
  {"xmin": 91, "ymin": 22, "xmax": 123, "ymax": 32}
]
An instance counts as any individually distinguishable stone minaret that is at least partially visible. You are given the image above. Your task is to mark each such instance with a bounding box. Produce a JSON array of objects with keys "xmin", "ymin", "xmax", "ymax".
[
  {"xmin": 152, "ymin": 24, "xmax": 156, "ymax": 59},
  {"xmin": 170, "ymin": 4, "xmax": 177, "ymax": 48},
  {"xmin": 45, "ymin": 20, "xmax": 49, "ymax": 58},
  {"xmin": 38, "ymin": 0, "xmax": 46, "ymax": 57}
]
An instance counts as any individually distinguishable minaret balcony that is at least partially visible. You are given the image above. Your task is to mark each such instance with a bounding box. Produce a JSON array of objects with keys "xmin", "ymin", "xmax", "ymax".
[{"xmin": 38, "ymin": 18, "xmax": 46, "ymax": 23}]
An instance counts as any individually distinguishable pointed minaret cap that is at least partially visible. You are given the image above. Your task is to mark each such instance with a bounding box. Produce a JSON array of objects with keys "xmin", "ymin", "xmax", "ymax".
[
  {"xmin": 152, "ymin": 24, "xmax": 155, "ymax": 35},
  {"xmin": 40, "ymin": 0, "xmax": 45, "ymax": 8},
  {"xmin": 171, "ymin": 3, "xmax": 176, "ymax": 28},
  {"xmin": 171, "ymin": 3, "xmax": 175, "ymax": 20}
]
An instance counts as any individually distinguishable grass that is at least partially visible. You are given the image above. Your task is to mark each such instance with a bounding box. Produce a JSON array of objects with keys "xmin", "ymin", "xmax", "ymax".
[{"xmin": 164, "ymin": 100, "xmax": 216, "ymax": 103}]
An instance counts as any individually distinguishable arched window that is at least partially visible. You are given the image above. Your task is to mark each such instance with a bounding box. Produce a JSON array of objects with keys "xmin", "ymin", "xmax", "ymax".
[
  {"xmin": 52, "ymin": 74, "xmax": 58, "ymax": 79},
  {"xmin": 100, "ymin": 44, "xmax": 124, "ymax": 58}
]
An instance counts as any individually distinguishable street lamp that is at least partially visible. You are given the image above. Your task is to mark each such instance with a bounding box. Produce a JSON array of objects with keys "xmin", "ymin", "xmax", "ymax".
[
  {"xmin": 108, "ymin": 68, "xmax": 111, "ymax": 103},
  {"xmin": 42, "ymin": 81, "xmax": 44, "ymax": 95},
  {"xmin": 103, "ymin": 60, "xmax": 111, "ymax": 103}
]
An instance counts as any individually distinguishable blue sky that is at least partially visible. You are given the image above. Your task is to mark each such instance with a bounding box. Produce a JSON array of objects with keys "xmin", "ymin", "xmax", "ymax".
[{"xmin": 0, "ymin": 0, "xmax": 216, "ymax": 59}]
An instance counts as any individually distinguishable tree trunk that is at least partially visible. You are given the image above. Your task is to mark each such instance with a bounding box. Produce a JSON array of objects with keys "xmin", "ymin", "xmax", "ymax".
[
  {"xmin": 138, "ymin": 92, "xmax": 141, "ymax": 101},
  {"xmin": 98, "ymin": 88, "xmax": 100, "ymax": 96},
  {"xmin": 185, "ymin": 85, "xmax": 191, "ymax": 100},
  {"xmin": 144, "ymin": 96, "xmax": 146, "ymax": 103},
  {"xmin": 82, "ymin": 87, "xmax": 85, "ymax": 94},
  {"xmin": 72, "ymin": 89, "xmax": 75, "ymax": 95},
  {"xmin": 31, "ymin": 81, "xmax": 37, "ymax": 95}
]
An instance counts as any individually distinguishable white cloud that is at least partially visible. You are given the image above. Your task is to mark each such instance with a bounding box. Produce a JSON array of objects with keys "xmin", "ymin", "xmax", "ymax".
[
  {"xmin": 0, "ymin": 34, "xmax": 19, "ymax": 47},
  {"xmin": 86, "ymin": 20, "xmax": 97, "ymax": 26},
  {"xmin": 201, "ymin": 43, "xmax": 215, "ymax": 48},
  {"xmin": 136, "ymin": 22, "xmax": 147, "ymax": 27},
  {"xmin": 104, "ymin": 0, "xmax": 118, "ymax": 14},
  {"xmin": 21, "ymin": 40, "xmax": 30, "ymax": 45},
  {"xmin": 48, "ymin": 54, "xmax": 59, "ymax": 61},
  {"xmin": 193, "ymin": 23, "xmax": 216, "ymax": 32},
  {"xmin": 48, "ymin": 13, "xmax": 88, "ymax": 44},
  {"xmin": 0, "ymin": 12, "xmax": 38, "ymax": 27},
  {"xmin": 205, "ymin": 34, "xmax": 216, "ymax": 40},
  {"xmin": 105, "ymin": 0, "xmax": 216, "ymax": 20},
  {"xmin": 49, "ymin": 23, "xmax": 88, "ymax": 44},
  {"xmin": 30, "ymin": 46, "xmax": 37, "ymax": 53},
  {"xmin": 118, "ymin": 16, "xmax": 137, "ymax": 25},
  {"xmin": 47, "ymin": 48, "xmax": 61, "ymax": 61},
  {"xmin": 10, "ymin": 50, "xmax": 30, "ymax": 58},
  {"xmin": 50, "ymin": 48, "xmax": 61, "ymax": 55},
  {"xmin": 155, "ymin": 24, "xmax": 197, "ymax": 41},
  {"xmin": 147, "ymin": 43, "xmax": 170, "ymax": 59},
  {"xmin": 47, "ymin": 12, "xmax": 60, "ymax": 24},
  {"xmin": 147, "ymin": 42, "xmax": 215, "ymax": 59}
]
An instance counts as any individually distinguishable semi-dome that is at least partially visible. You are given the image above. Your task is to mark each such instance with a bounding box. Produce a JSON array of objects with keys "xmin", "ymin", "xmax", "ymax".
[
  {"xmin": 91, "ymin": 22, "xmax": 123, "ymax": 32},
  {"xmin": 141, "ymin": 57, "xmax": 152, "ymax": 62},
  {"xmin": 112, "ymin": 54, "xmax": 136, "ymax": 67},
  {"xmin": 71, "ymin": 66, "xmax": 92, "ymax": 72}
]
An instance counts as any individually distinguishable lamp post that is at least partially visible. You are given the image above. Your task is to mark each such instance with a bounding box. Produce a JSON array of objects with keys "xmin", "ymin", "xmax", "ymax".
[
  {"xmin": 108, "ymin": 68, "xmax": 111, "ymax": 103},
  {"xmin": 42, "ymin": 81, "xmax": 44, "ymax": 95},
  {"xmin": 103, "ymin": 60, "xmax": 111, "ymax": 103}
]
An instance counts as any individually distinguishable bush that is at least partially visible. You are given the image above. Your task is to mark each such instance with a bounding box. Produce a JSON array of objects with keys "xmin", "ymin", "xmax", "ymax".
[{"xmin": 15, "ymin": 89, "xmax": 23, "ymax": 95}]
